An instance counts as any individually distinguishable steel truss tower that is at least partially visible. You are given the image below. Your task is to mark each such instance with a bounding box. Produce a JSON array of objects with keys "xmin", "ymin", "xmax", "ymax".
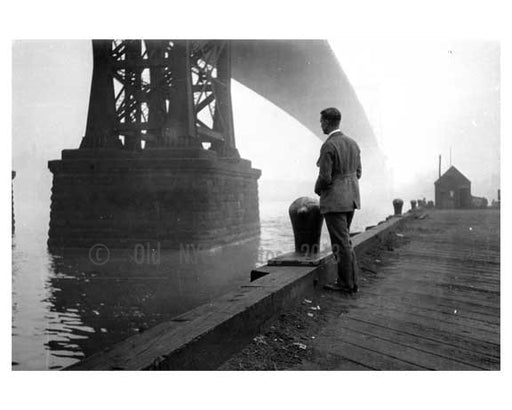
[
  {"xmin": 48, "ymin": 39, "xmax": 260, "ymax": 249},
  {"xmin": 80, "ymin": 40, "xmax": 238, "ymax": 156}
]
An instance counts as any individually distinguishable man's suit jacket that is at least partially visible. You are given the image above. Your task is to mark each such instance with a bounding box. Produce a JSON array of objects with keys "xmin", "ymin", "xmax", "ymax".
[{"xmin": 314, "ymin": 131, "xmax": 362, "ymax": 214}]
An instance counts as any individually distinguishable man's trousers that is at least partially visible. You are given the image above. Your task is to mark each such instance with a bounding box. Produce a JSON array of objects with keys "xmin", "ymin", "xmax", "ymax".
[{"xmin": 324, "ymin": 211, "xmax": 358, "ymax": 289}]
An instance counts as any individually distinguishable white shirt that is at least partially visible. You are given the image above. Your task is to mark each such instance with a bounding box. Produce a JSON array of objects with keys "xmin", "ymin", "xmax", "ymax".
[{"xmin": 327, "ymin": 129, "xmax": 341, "ymax": 137}]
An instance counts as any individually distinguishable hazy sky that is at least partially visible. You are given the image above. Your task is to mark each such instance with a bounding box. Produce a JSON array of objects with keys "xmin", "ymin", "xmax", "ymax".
[
  {"xmin": 331, "ymin": 39, "xmax": 500, "ymax": 199},
  {"xmin": 12, "ymin": 39, "xmax": 500, "ymax": 206}
]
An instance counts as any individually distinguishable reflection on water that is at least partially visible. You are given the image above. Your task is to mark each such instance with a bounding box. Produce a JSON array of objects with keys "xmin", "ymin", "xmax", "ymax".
[
  {"xmin": 13, "ymin": 236, "xmax": 261, "ymax": 370},
  {"xmin": 12, "ymin": 200, "xmax": 384, "ymax": 370}
]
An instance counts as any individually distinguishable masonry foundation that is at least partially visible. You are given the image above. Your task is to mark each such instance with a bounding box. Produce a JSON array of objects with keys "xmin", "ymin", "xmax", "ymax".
[{"xmin": 48, "ymin": 148, "xmax": 261, "ymax": 249}]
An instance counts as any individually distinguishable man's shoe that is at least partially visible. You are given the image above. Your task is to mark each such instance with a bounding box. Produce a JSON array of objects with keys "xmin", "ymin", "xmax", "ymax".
[{"xmin": 323, "ymin": 282, "xmax": 353, "ymax": 294}]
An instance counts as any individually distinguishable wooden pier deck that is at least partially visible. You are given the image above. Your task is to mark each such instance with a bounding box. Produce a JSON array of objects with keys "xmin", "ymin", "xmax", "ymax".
[{"xmin": 293, "ymin": 209, "xmax": 500, "ymax": 370}]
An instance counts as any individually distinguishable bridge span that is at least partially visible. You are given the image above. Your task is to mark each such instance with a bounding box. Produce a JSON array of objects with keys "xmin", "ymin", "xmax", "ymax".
[{"xmin": 48, "ymin": 40, "xmax": 388, "ymax": 249}]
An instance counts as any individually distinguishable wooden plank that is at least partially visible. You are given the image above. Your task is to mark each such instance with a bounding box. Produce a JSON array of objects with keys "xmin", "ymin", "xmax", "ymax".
[
  {"xmin": 268, "ymin": 249, "xmax": 334, "ymax": 266},
  {"xmin": 329, "ymin": 325, "xmax": 481, "ymax": 370},
  {"xmin": 374, "ymin": 284, "xmax": 500, "ymax": 312},
  {"xmin": 397, "ymin": 250, "xmax": 500, "ymax": 265},
  {"xmin": 363, "ymin": 284, "xmax": 500, "ymax": 313},
  {"xmin": 376, "ymin": 275, "xmax": 500, "ymax": 301},
  {"xmin": 313, "ymin": 338, "xmax": 427, "ymax": 370},
  {"xmin": 358, "ymin": 298, "xmax": 500, "ymax": 335},
  {"xmin": 379, "ymin": 271, "xmax": 500, "ymax": 295},
  {"xmin": 394, "ymin": 248, "xmax": 499, "ymax": 259},
  {"xmin": 346, "ymin": 301, "xmax": 500, "ymax": 345},
  {"xmin": 358, "ymin": 291, "xmax": 500, "ymax": 325},
  {"xmin": 345, "ymin": 311, "xmax": 500, "ymax": 358},
  {"xmin": 296, "ymin": 353, "xmax": 373, "ymax": 370},
  {"xmin": 340, "ymin": 317, "xmax": 499, "ymax": 370},
  {"xmin": 384, "ymin": 264, "xmax": 501, "ymax": 285},
  {"xmin": 393, "ymin": 263, "xmax": 501, "ymax": 279}
]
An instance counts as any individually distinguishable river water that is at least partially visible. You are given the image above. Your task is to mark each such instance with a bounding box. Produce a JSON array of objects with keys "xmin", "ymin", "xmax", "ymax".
[{"xmin": 12, "ymin": 197, "xmax": 387, "ymax": 370}]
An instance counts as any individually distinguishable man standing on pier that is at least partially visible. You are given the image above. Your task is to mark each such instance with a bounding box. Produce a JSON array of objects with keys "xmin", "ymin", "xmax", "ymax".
[{"xmin": 315, "ymin": 107, "xmax": 361, "ymax": 293}]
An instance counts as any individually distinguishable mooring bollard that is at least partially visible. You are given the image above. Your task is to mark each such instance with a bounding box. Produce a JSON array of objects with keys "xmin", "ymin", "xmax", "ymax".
[
  {"xmin": 410, "ymin": 199, "xmax": 417, "ymax": 211},
  {"xmin": 393, "ymin": 198, "xmax": 404, "ymax": 216},
  {"xmin": 289, "ymin": 197, "xmax": 324, "ymax": 254}
]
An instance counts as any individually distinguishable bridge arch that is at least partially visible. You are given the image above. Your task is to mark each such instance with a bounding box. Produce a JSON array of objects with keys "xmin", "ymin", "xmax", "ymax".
[{"xmin": 231, "ymin": 40, "xmax": 390, "ymax": 199}]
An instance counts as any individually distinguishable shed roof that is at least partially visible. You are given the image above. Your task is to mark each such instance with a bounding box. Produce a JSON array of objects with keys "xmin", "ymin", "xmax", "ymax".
[{"xmin": 435, "ymin": 166, "xmax": 471, "ymax": 186}]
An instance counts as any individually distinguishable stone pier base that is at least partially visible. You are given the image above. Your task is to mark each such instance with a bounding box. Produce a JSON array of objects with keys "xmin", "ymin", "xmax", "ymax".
[{"xmin": 48, "ymin": 148, "xmax": 261, "ymax": 249}]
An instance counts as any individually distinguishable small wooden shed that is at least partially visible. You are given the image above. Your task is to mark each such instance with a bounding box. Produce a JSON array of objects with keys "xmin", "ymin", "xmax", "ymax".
[{"xmin": 434, "ymin": 166, "xmax": 472, "ymax": 209}]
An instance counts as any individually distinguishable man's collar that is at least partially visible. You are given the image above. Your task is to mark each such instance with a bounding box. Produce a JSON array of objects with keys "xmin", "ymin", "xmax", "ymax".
[{"xmin": 327, "ymin": 129, "xmax": 341, "ymax": 138}]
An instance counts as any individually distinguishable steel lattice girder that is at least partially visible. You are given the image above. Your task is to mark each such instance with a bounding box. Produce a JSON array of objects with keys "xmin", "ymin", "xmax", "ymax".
[{"xmin": 81, "ymin": 40, "xmax": 235, "ymax": 151}]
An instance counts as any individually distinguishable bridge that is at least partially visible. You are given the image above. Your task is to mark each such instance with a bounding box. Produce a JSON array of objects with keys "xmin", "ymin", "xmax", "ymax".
[{"xmin": 48, "ymin": 40, "xmax": 386, "ymax": 248}]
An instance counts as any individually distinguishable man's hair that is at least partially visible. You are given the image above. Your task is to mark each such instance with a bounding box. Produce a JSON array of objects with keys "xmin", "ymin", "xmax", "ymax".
[{"xmin": 320, "ymin": 107, "xmax": 342, "ymax": 127}]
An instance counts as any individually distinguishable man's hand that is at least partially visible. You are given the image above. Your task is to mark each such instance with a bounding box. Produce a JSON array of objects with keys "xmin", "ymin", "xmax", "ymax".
[{"xmin": 316, "ymin": 144, "xmax": 333, "ymax": 195}]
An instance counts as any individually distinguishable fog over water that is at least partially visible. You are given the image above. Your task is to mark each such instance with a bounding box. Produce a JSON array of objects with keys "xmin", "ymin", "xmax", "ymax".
[
  {"xmin": 11, "ymin": 40, "xmax": 500, "ymax": 369},
  {"xmin": 331, "ymin": 39, "xmax": 500, "ymax": 202},
  {"xmin": 12, "ymin": 40, "xmax": 500, "ymax": 210}
]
